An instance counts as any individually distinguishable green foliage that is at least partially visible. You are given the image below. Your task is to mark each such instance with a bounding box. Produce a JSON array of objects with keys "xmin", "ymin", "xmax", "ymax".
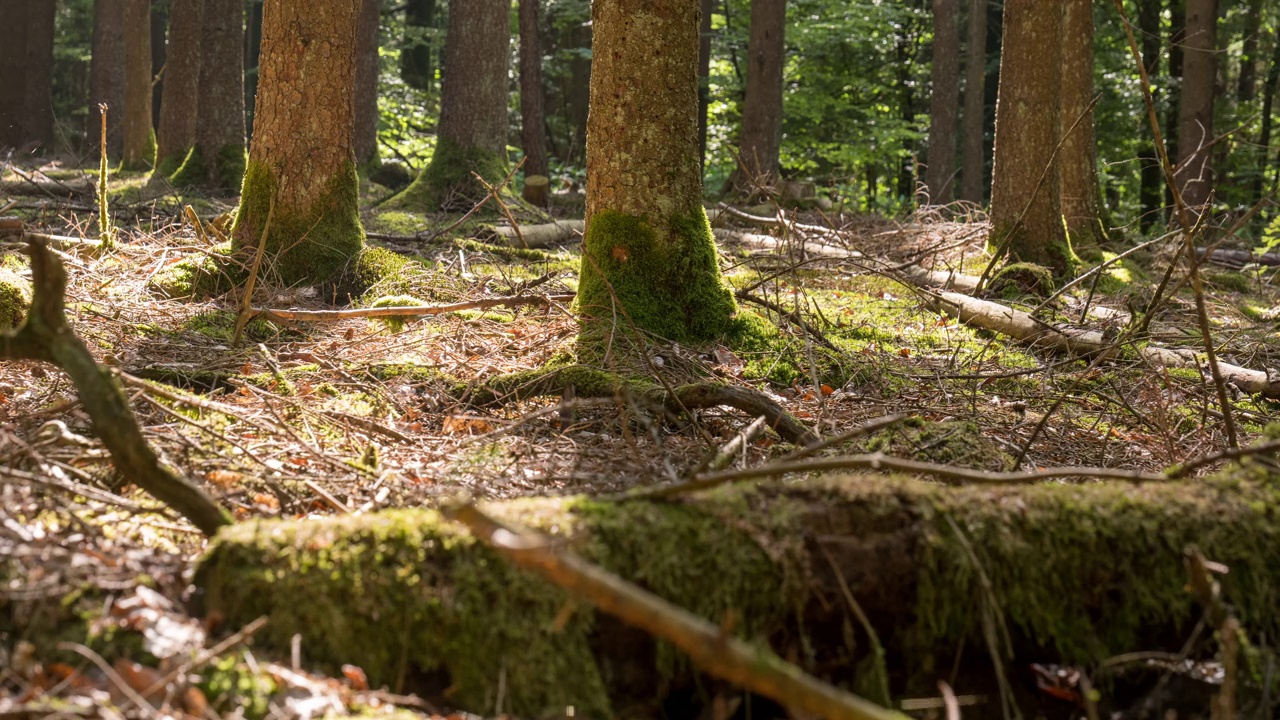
[{"xmin": 0, "ymin": 267, "xmax": 32, "ymax": 330}]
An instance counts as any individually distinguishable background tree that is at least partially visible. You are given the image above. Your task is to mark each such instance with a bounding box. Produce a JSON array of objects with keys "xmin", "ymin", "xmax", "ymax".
[
  {"xmin": 120, "ymin": 0, "xmax": 153, "ymax": 169},
  {"xmin": 88, "ymin": 0, "xmax": 125, "ymax": 157},
  {"xmin": 171, "ymin": 0, "xmax": 244, "ymax": 189},
  {"xmin": 390, "ymin": 0, "xmax": 511, "ymax": 211},
  {"xmin": 988, "ymin": 0, "xmax": 1068, "ymax": 274},
  {"xmin": 1177, "ymin": 0, "xmax": 1217, "ymax": 214},
  {"xmin": 519, "ymin": 0, "xmax": 550, "ymax": 206},
  {"xmin": 1059, "ymin": 0, "xmax": 1100, "ymax": 246},
  {"xmin": 578, "ymin": 0, "xmax": 737, "ymax": 348},
  {"xmin": 959, "ymin": 0, "xmax": 986, "ymax": 203},
  {"xmin": 729, "ymin": 0, "xmax": 786, "ymax": 196},
  {"xmin": 1136, "ymin": 0, "xmax": 1162, "ymax": 230},
  {"xmin": 353, "ymin": 0, "xmax": 380, "ymax": 167},
  {"xmin": 925, "ymin": 0, "xmax": 959, "ymax": 204},
  {"xmin": 155, "ymin": 0, "xmax": 203, "ymax": 175},
  {"xmin": 400, "ymin": 0, "xmax": 435, "ymax": 91},
  {"xmin": 698, "ymin": 0, "xmax": 714, "ymax": 168},
  {"xmin": 0, "ymin": 0, "xmax": 56, "ymax": 152},
  {"xmin": 231, "ymin": 0, "xmax": 363, "ymax": 287}
]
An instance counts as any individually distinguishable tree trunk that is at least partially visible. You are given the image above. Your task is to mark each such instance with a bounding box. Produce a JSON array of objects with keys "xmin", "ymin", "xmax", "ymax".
[
  {"xmin": 925, "ymin": 0, "xmax": 960, "ymax": 205},
  {"xmin": 230, "ymin": 0, "xmax": 363, "ymax": 288},
  {"xmin": 1236, "ymin": 0, "xmax": 1262, "ymax": 103},
  {"xmin": 121, "ymin": 0, "xmax": 154, "ymax": 170},
  {"xmin": 88, "ymin": 0, "xmax": 126, "ymax": 158},
  {"xmin": 959, "ymin": 0, "xmax": 986, "ymax": 204},
  {"xmin": 1254, "ymin": 35, "xmax": 1280, "ymax": 205},
  {"xmin": 578, "ymin": 0, "xmax": 737, "ymax": 347},
  {"xmin": 1137, "ymin": 0, "xmax": 1162, "ymax": 231},
  {"xmin": 391, "ymin": 0, "xmax": 511, "ymax": 212},
  {"xmin": 1164, "ymin": 0, "xmax": 1184, "ymax": 218},
  {"xmin": 156, "ymin": 0, "xmax": 202, "ymax": 175},
  {"xmin": 697, "ymin": 0, "xmax": 714, "ymax": 170},
  {"xmin": 730, "ymin": 0, "xmax": 786, "ymax": 198},
  {"xmin": 150, "ymin": 0, "xmax": 166, "ymax": 129},
  {"xmin": 988, "ymin": 0, "xmax": 1069, "ymax": 274},
  {"xmin": 519, "ymin": 0, "xmax": 549, "ymax": 206},
  {"xmin": 1177, "ymin": 0, "xmax": 1217, "ymax": 215},
  {"xmin": 353, "ymin": 0, "xmax": 380, "ymax": 167},
  {"xmin": 1059, "ymin": 0, "xmax": 1100, "ymax": 247},
  {"xmin": 400, "ymin": 0, "xmax": 435, "ymax": 91},
  {"xmin": 0, "ymin": 0, "xmax": 56, "ymax": 152},
  {"xmin": 172, "ymin": 0, "xmax": 244, "ymax": 190},
  {"xmin": 559, "ymin": 15, "xmax": 592, "ymax": 167},
  {"xmin": 198, "ymin": 478, "xmax": 1280, "ymax": 719},
  {"xmin": 243, "ymin": 0, "xmax": 261, "ymax": 133}
]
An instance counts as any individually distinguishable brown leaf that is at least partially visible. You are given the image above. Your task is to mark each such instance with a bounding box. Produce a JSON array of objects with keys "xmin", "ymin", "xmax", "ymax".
[
  {"xmin": 342, "ymin": 664, "xmax": 369, "ymax": 691},
  {"xmin": 206, "ymin": 470, "xmax": 244, "ymax": 488}
]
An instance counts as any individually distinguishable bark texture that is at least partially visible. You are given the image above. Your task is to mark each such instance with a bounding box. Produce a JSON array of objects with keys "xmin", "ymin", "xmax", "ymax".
[
  {"xmin": 174, "ymin": 0, "xmax": 244, "ymax": 189},
  {"xmin": 925, "ymin": 0, "xmax": 960, "ymax": 204},
  {"xmin": 1176, "ymin": 0, "xmax": 1217, "ymax": 214},
  {"xmin": 230, "ymin": 0, "xmax": 364, "ymax": 287},
  {"xmin": 959, "ymin": 0, "xmax": 986, "ymax": 203},
  {"xmin": 156, "ymin": 0, "xmax": 203, "ymax": 174},
  {"xmin": 399, "ymin": 0, "xmax": 435, "ymax": 91},
  {"xmin": 518, "ymin": 0, "xmax": 550, "ymax": 185},
  {"xmin": 0, "ymin": 0, "xmax": 56, "ymax": 151},
  {"xmin": 988, "ymin": 0, "xmax": 1069, "ymax": 274},
  {"xmin": 391, "ymin": 0, "xmax": 511, "ymax": 211},
  {"xmin": 1137, "ymin": 0, "xmax": 1161, "ymax": 231},
  {"xmin": 578, "ymin": 0, "xmax": 736, "ymax": 345},
  {"xmin": 121, "ymin": 0, "xmax": 154, "ymax": 170},
  {"xmin": 697, "ymin": 0, "xmax": 714, "ymax": 167},
  {"xmin": 731, "ymin": 0, "xmax": 786, "ymax": 195},
  {"xmin": 353, "ymin": 0, "xmax": 380, "ymax": 166},
  {"xmin": 1059, "ymin": 0, "xmax": 1100, "ymax": 246},
  {"xmin": 88, "ymin": 0, "xmax": 126, "ymax": 157}
]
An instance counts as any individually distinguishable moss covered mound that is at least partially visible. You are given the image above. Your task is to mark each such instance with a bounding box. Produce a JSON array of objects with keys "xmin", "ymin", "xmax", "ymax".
[
  {"xmin": 385, "ymin": 138, "xmax": 508, "ymax": 213},
  {"xmin": 170, "ymin": 143, "xmax": 247, "ymax": 191},
  {"xmin": 987, "ymin": 262, "xmax": 1055, "ymax": 299},
  {"xmin": 0, "ymin": 267, "xmax": 32, "ymax": 329},
  {"xmin": 865, "ymin": 418, "xmax": 1011, "ymax": 470},
  {"xmin": 197, "ymin": 474, "xmax": 1280, "ymax": 717}
]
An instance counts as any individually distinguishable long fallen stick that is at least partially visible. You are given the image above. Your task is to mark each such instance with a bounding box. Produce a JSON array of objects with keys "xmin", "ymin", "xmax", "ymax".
[
  {"xmin": 251, "ymin": 293, "xmax": 575, "ymax": 322},
  {"xmin": 443, "ymin": 501, "xmax": 909, "ymax": 720}
]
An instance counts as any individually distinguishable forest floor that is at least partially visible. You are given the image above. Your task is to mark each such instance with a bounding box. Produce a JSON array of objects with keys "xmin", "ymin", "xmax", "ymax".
[{"xmin": 2, "ymin": 161, "xmax": 1279, "ymax": 719}]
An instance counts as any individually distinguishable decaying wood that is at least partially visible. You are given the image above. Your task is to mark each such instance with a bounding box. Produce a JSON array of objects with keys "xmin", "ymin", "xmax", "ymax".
[
  {"xmin": 479, "ymin": 219, "xmax": 583, "ymax": 248},
  {"xmin": 521, "ymin": 174, "xmax": 550, "ymax": 207},
  {"xmin": 444, "ymin": 502, "xmax": 908, "ymax": 720}
]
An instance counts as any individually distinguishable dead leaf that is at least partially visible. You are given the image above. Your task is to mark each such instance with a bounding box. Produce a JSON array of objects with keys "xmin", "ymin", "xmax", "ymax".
[
  {"xmin": 341, "ymin": 664, "xmax": 368, "ymax": 691},
  {"xmin": 898, "ymin": 347, "xmax": 912, "ymax": 358},
  {"xmin": 442, "ymin": 416, "xmax": 495, "ymax": 435},
  {"xmin": 206, "ymin": 470, "xmax": 244, "ymax": 488}
]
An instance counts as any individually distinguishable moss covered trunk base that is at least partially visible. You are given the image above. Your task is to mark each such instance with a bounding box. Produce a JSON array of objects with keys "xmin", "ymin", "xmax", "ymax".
[{"xmin": 196, "ymin": 474, "xmax": 1280, "ymax": 718}]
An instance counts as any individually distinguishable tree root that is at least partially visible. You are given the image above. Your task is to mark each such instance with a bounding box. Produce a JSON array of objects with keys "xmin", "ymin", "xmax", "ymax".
[
  {"xmin": 0, "ymin": 237, "xmax": 232, "ymax": 536},
  {"xmin": 459, "ymin": 364, "xmax": 819, "ymax": 446}
]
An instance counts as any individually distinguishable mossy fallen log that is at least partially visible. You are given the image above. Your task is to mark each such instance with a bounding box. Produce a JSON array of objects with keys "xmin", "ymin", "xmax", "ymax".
[{"xmin": 196, "ymin": 473, "xmax": 1280, "ymax": 718}]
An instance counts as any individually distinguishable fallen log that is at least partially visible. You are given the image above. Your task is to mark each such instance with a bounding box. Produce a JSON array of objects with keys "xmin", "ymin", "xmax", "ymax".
[
  {"xmin": 1194, "ymin": 247, "xmax": 1280, "ymax": 268},
  {"xmin": 196, "ymin": 474, "xmax": 1280, "ymax": 718},
  {"xmin": 480, "ymin": 219, "xmax": 584, "ymax": 248}
]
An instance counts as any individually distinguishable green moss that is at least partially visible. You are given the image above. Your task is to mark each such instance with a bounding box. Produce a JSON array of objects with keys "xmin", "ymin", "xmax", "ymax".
[
  {"xmin": 995, "ymin": 222, "xmax": 1077, "ymax": 278},
  {"xmin": 154, "ymin": 149, "xmax": 187, "ymax": 179},
  {"xmin": 988, "ymin": 262, "xmax": 1055, "ymax": 299},
  {"xmin": 331, "ymin": 246, "xmax": 425, "ymax": 302},
  {"xmin": 385, "ymin": 137, "xmax": 508, "ymax": 212},
  {"xmin": 1205, "ymin": 271, "xmax": 1254, "ymax": 293},
  {"xmin": 170, "ymin": 144, "xmax": 246, "ymax": 191},
  {"xmin": 577, "ymin": 209, "xmax": 737, "ymax": 346},
  {"xmin": 367, "ymin": 295, "xmax": 428, "ymax": 332},
  {"xmin": 727, "ymin": 310, "xmax": 851, "ymax": 387},
  {"xmin": 364, "ymin": 209, "xmax": 425, "ymax": 236},
  {"xmin": 231, "ymin": 159, "xmax": 365, "ymax": 287},
  {"xmin": 198, "ymin": 656, "xmax": 276, "ymax": 719},
  {"xmin": 168, "ymin": 145, "xmax": 207, "ymax": 187},
  {"xmin": 865, "ymin": 418, "xmax": 1011, "ymax": 470},
  {"xmin": 0, "ymin": 267, "xmax": 32, "ymax": 330},
  {"xmin": 147, "ymin": 242, "xmax": 240, "ymax": 298}
]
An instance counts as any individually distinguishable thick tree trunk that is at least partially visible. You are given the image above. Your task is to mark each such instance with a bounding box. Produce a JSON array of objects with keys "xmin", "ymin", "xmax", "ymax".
[
  {"xmin": 730, "ymin": 0, "xmax": 786, "ymax": 197},
  {"xmin": 88, "ymin": 0, "xmax": 126, "ymax": 158},
  {"xmin": 697, "ymin": 0, "xmax": 714, "ymax": 169},
  {"xmin": 925, "ymin": 0, "xmax": 959, "ymax": 205},
  {"xmin": 1236, "ymin": 0, "xmax": 1262, "ymax": 103},
  {"xmin": 1137, "ymin": 0, "xmax": 1162, "ymax": 232},
  {"xmin": 1059, "ymin": 0, "xmax": 1100, "ymax": 247},
  {"xmin": 518, "ymin": 0, "xmax": 549, "ymax": 206},
  {"xmin": 391, "ymin": 0, "xmax": 511, "ymax": 212},
  {"xmin": 120, "ymin": 0, "xmax": 154, "ymax": 170},
  {"xmin": 230, "ymin": 0, "xmax": 363, "ymax": 288},
  {"xmin": 0, "ymin": 0, "xmax": 56, "ymax": 152},
  {"xmin": 198, "ymin": 477, "xmax": 1280, "ymax": 719},
  {"xmin": 172, "ymin": 0, "xmax": 244, "ymax": 190},
  {"xmin": 988, "ymin": 0, "xmax": 1069, "ymax": 274},
  {"xmin": 353, "ymin": 0, "xmax": 380, "ymax": 167},
  {"xmin": 959, "ymin": 0, "xmax": 986, "ymax": 204},
  {"xmin": 399, "ymin": 0, "xmax": 435, "ymax": 91},
  {"xmin": 155, "ymin": 0, "xmax": 203, "ymax": 176},
  {"xmin": 243, "ymin": 0, "xmax": 261, "ymax": 132},
  {"xmin": 578, "ymin": 0, "xmax": 737, "ymax": 347},
  {"xmin": 1177, "ymin": 0, "xmax": 1217, "ymax": 215}
]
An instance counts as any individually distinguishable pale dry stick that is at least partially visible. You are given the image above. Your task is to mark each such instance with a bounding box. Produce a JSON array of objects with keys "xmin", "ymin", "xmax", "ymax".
[
  {"xmin": 57, "ymin": 642, "xmax": 160, "ymax": 720},
  {"xmin": 444, "ymin": 501, "xmax": 910, "ymax": 720},
  {"xmin": 457, "ymin": 397, "xmax": 624, "ymax": 449},
  {"xmin": 1029, "ymin": 231, "xmax": 1178, "ymax": 317},
  {"xmin": 232, "ymin": 195, "xmax": 276, "ymax": 346},
  {"xmin": 251, "ymin": 294, "xmax": 575, "ymax": 323},
  {"xmin": 686, "ymin": 414, "xmax": 769, "ymax": 477},
  {"xmin": 473, "ymin": 170, "xmax": 528, "ymax": 248},
  {"xmin": 778, "ymin": 414, "xmax": 906, "ymax": 463},
  {"xmin": 1166, "ymin": 436, "xmax": 1280, "ymax": 478}
]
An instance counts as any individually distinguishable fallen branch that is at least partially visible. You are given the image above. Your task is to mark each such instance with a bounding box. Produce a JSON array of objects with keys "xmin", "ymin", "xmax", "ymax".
[
  {"xmin": 250, "ymin": 293, "xmax": 576, "ymax": 323},
  {"xmin": 0, "ymin": 239, "xmax": 232, "ymax": 536},
  {"xmin": 1194, "ymin": 246, "xmax": 1280, "ymax": 268},
  {"xmin": 479, "ymin": 219, "xmax": 584, "ymax": 248},
  {"xmin": 443, "ymin": 501, "xmax": 907, "ymax": 720}
]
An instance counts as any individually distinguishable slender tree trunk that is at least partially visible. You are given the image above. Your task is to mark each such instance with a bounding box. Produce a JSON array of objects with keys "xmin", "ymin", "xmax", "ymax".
[
  {"xmin": 557, "ymin": 14, "xmax": 592, "ymax": 167},
  {"xmin": 925, "ymin": 0, "xmax": 960, "ymax": 205},
  {"xmin": 121, "ymin": 0, "xmax": 154, "ymax": 169},
  {"xmin": 1137, "ymin": 0, "xmax": 1162, "ymax": 231},
  {"xmin": 231, "ymin": 0, "xmax": 363, "ymax": 287},
  {"xmin": 519, "ymin": 0, "xmax": 550, "ymax": 206},
  {"xmin": 1253, "ymin": 37, "xmax": 1280, "ymax": 205},
  {"xmin": 156, "ymin": 0, "xmax": 203, "ymax": 175},
  {"xmin": 1164, "ymin": 0, "xmax": 1184, "ymax": 218},
  {"xmin": 1177, "ymin": 0, "xmax": 1217, "ymax": 214},
  {"xmin": 988, "ymin": 0, "xmax": 1069, "ymax": 274},
  {"xmin": 730, "ymin": 0, "xmax": 786, "ymax": 197},
  {"xmin": 172, "ymin": 0, "xmax": 244, "ymax": 189},
  {"xmin": 0, "ymin": 0, "xmax": 56, "ymax": 152},
  {"xmin": 150, "ymin": 0, "xmax": 166, "ymax": 129},
  {"xmin": 353, "ymin": 0, "xmax": 380, "ymax": 166},
  {"xmin": 578, "ymin": 0, "xmax": 737, "ymax": 347},
  {"xmin": 1236, "ymin": 0, "xmax": 1262, "ymax": 103},
  {"xmin": 1059, "ymin": 0, "xmax": 1100, "ymax": 246},
  {"xmin": 698, "ymin": 0, "xmax": 714, "ymax": 169},
  {"xmin": 400, "ymin": 0, "xmax": 435, "ymax": 91},
  {"xmin": 959, "ymin": 0, "xmax": 987, "ymax": 204},
  {"xmin": 391, "ymin": 0, "xmax": 511, "ymax": 211},
  {"xmin": 88, "ymin": 0, "xmax": 126, "ymax": 157}
]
